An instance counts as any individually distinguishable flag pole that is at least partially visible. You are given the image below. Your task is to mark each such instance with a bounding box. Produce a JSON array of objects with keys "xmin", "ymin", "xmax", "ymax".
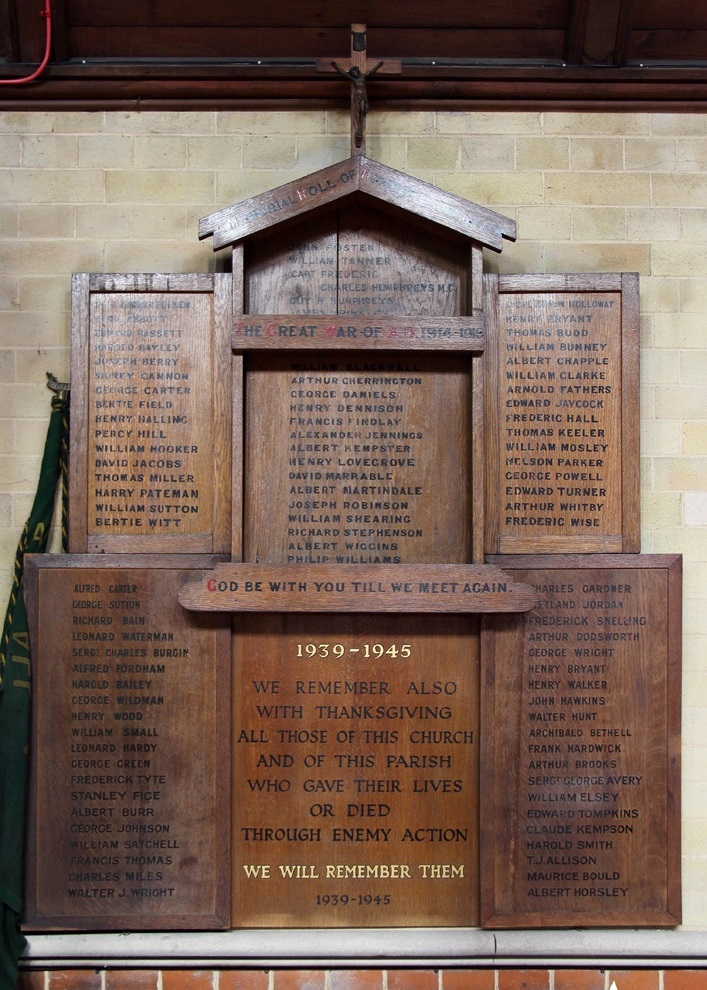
[{"xmin": 0, "ymin": 379, "xmax": 69, "ymax": 989}]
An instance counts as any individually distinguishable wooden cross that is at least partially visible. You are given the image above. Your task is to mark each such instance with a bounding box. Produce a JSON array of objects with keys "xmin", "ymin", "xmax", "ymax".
[{"xmin": 316, "ymin": 23, "xmax": 401, "ymax": 157}]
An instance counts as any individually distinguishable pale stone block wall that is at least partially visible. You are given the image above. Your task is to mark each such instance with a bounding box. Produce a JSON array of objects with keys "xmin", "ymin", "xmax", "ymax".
[{"xmin": 0, "ymin": 109, "xmax": 705, "ymax": 928}]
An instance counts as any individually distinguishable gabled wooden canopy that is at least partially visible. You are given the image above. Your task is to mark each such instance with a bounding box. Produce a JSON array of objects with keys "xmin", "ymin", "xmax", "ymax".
[{"xmin": 199, "ymin": 156, "xmax": 516, "ymax": 254}]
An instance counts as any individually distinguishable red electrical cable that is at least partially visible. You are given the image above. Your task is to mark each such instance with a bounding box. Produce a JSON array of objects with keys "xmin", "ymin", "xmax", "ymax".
[{"xmin": 0, "ymin": 0, "xmax": 52, "ymax": 86}]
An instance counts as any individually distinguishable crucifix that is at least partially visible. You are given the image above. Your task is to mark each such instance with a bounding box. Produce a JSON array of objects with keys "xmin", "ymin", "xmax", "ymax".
[{"xmin": 316, "ymin": 23, "xmax": 401, "ymax": 157}]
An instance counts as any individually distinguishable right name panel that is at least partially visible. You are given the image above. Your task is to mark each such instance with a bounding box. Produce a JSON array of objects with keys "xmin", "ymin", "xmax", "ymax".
[
  {"xmin": 481, "ymin": 554, "xmax": 681, "ymax": 928},
  {"xmin": 484, "ymin": 274, "xmax": 640, "ymax": 554}
]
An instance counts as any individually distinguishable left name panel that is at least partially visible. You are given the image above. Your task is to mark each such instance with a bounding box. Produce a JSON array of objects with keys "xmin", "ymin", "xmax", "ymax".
[
  {"xmin": 69, "ymin": 274, "xmax": 232, "ymax": 554},
  {"xmin": 23, "ymin": 555, "xmax": 232, "ymax": 930}
]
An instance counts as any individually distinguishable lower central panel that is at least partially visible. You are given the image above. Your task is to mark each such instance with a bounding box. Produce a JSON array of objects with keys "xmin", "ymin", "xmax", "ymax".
[{"xmin": 232, "ymin": 613, "xmax": 479, "ymax": 928}]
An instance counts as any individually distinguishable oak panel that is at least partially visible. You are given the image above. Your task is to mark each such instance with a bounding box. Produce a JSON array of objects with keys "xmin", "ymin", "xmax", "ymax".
[
  {"xmin": 243, "ymin": 351, "xmax": 473, "ymax": 565},
  {"xmin": 231, "ymin": 613, "xmax": 479, "ymax": 928},
  {"xmin": 24, "ymin": 555, "xmax": 231, "ymax": 930},
  {"xmin": 481, "ymin": 554, "xmax": 681, "ymax": 928},
  {"xmin": 69, "ymin": 274, "xmax": 232, "ymax": 554},
  {"xmin": 484, "ymin": 274, "xmax": 640, "ymax": 554},
  {"xmin": 179, "ymin": 563, "xmax": 538, "ymax": 613}
]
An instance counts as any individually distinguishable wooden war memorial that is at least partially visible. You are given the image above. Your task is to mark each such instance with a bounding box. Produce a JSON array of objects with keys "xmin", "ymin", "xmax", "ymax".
[{"xmin": 24, "ymin": 26, "xmax": 680, "ymax": 941}]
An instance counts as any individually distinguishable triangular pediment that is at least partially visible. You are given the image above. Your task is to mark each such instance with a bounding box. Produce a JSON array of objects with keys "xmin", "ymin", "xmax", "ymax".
[{"xmin": 199, "ymin": 156, "xmax": 516, "ymax": 253}]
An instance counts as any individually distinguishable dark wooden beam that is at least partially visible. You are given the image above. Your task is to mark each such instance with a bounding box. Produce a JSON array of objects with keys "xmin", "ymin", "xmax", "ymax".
[
  {"xmin": 2, "ymin": 63, "xmax": 707, "ymax": 111},
  {"xmin": 613, "ymin": 0, "xmax": 637, "ymax": 65},
  {"xmin": 565, "ymin": 0, "xmax": 591, "ymax": 65},
  {"xmin": 49, "ymin": 0, "xmax": 72, "ymax": 64},
  {"xmin": 1, "ymin": 0, "xmax": 21, "ymax": 62},
  {"xmin": 630, "ymin": 28, "xmax": 707, "ymax": 62},
  {"xmin": 12, "ymin": 0, "xmax": 46, "ymax": 62},
  {"xmin": 65, "ymin": 26, "xmax": 568, "ymax": 60},
  {"xmin": 565, "ymin": 0, "xmax": 636, "ymax": 65},
  {"xmin": 68, "ymin": 0, "xmax": 569, "ymax": 30}
]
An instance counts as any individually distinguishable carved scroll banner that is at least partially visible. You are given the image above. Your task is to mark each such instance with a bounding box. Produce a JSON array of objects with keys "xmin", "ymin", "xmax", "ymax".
[
  {"xmin": 179, "ymin": 563, "xmax": 538, "ymax": 613},
  {"xmin": 484, "ymin": 274, "xmax": 640, "ymax": 554},
  {"xmin": 230, "ymin": 614, "xmax": 479, "ymax": 928},
  {"xmin": 232, "ymin": 315, "xmax": 485, "ymax": 351},
  {"xmin": 69, "ymin": 274, "xmax": 232, "ymax": 555},
  {"xmin": 23, "ymin": 555, "xmax": 231, "ymax": 930},
  {"xmin": 481, "ymin": 554, "xmax": 681, "ymax": 928}
]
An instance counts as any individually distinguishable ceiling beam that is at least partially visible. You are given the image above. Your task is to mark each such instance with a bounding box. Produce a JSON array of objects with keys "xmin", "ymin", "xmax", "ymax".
[
  {"xmin": 0, "ymin": 0, "xmax": 19, "ymax": 62},
  {"xmin": 1, "ymin": 63, "xmax": 706, "ymax": 111},
  {"xmin": 50, "ymin": 0, "xmax": 72, "ymax": 64},
  {"xmin": 0, "ymin": 0, "xmax": 69, "ymax": 68},
  {"xmin": 613, "ymin": 0, "xmax": 637, "ymax": 66},
  {"xmin": 9, "ymin": 0, "xmax": 46, "ymax": 63},
  {"xmin": 565, "ymin": 0, "xmax": 636, "ymax": 66}
]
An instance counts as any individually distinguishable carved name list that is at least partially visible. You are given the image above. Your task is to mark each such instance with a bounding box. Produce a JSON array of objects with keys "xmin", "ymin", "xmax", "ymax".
[
  {"xmin": 24, "ymin": 558, "xmax": 230, "ymax": 929},
  {"xmin": 88, "ymin": 293, "xmax": 212, "ymax": 535},
  {"xmin": 485, "ymin": 275, "xmax": 639, "ymax": 554},
  {"xmin": 244, "ymin": 353, "xmax": 472, "ymax": 565},
  {"xmin": 482, "ymin": 555, "xmax": 681, "ymax": 927}
]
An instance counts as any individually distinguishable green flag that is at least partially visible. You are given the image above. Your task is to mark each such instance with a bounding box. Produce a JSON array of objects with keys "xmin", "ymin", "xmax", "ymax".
[{"xmin": 0, "ymin": 391, "xmax": 68, "ymax": 990}]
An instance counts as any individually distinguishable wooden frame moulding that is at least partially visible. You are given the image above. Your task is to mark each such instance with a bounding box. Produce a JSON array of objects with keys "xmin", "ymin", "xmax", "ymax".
[{"xmin": 231, "ymin": 244, "xmax": 245, "ymax": 563}]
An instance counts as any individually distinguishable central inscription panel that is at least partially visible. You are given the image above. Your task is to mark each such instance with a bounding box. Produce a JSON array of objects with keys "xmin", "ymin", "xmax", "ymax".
[
  {"xmin": 244, "ymin": 353, "xmax": 471, "ymax": 565},
  {"xmin": 244, "ymin": 205, "xmax": 466, "ymax": 319},
  {"xmin": 232, "ymin": 614, "xmax": 479, "ymax": 928}
]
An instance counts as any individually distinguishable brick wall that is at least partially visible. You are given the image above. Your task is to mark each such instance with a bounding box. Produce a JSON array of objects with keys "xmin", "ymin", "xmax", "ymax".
[
  {"xmin": 15, "ymin": 967, "xmax": 707, "ymax": 988},
  {"xmin": 1, "ymin": 110, "xmax": 706, "ymax": 981}
]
